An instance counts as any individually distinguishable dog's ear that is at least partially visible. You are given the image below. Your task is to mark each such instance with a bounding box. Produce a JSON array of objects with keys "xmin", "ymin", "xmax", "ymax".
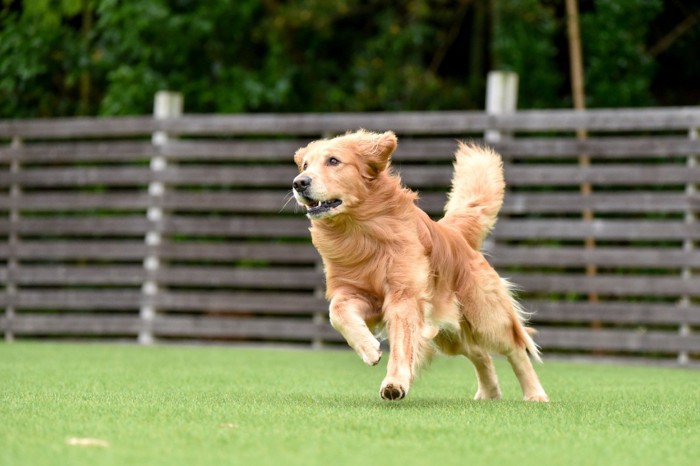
[
  {"xmin": 357, "ymin": 130, "xmax": 398, "ymax": 178},
  {"xmin": 293, "ymin": 146, "xmax": 308, "ymax": 171}
]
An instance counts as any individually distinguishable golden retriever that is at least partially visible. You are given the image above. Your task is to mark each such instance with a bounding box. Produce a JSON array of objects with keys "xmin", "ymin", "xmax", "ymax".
[{"xmin": 292, "ymin": 130, "xmax": 548, "ymax": 402}]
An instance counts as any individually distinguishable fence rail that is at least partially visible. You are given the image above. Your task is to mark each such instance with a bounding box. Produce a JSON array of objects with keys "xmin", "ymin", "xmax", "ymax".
[{"xmin": 1, "ymin": 105, "xmax": 699, "ymax": 365}]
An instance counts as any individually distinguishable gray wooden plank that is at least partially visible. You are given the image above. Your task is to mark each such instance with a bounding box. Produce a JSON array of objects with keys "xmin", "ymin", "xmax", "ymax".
[
  {"xmin": 3, "ymin": 216, "xmax": 150, "ymax": 235},
  {"xmin": 162, "ymin": 191, "xmax": 295, "ymax": 213},
  {"xmin": 158, "ymin": 241, "xmax": 318, "ymax": 263},
  {"xmin": 7, "ymin": 192, "xmax": 151, "ymax": 211},
  {"xmin": 525, "ymin": 300, "xmax": 700, "ymax": 325},
  {"xmin": 152, "ymin": 315, "xmax": 341, "ymax": 341},
  {"xmin": 510, "ymin": 273, "xmax": 700, "ymax": 297},
  {"xmin": 0, "ymin": 116, "xmax": 156, "ymax": 138},
  {"xmin": 0, "ymin": 141, "xmax": 156, "ymax": 162},
  {"xmin": 504, "ymin": 165, "xmax": 700, "ymax": 186},
  {"xmin": 403, "ymin": 165, "xmax": 700, "ymax": 188},
  {"xmin": 537, "ymin": 328, "xmax": 700, "ymax": 352},
  {"xmin": 157, "ymin": 166, "xmax": 297, "ymax": 187},
  {"xmin": 153, "ymin": 291, "xmax": 327, "ymax": 314},
  {"xmin": 3, "ymin": 108, "xmax": 698, "ymax": 140},
  {"xmin": 156, "ymin": 266, "xmax": 321, "ymax": 289},
  {"xmin": 12, "ymin": 290, "xmax": 141, "ymax": 310},
  {"xmin": 12, "ymin": 265, "xmax": 145, "ymax": 285},
  {"xmin": 162, "ymin": 139, "xmax": 313, "ymax": 160},
  {"xmin": 494, "ymin": 107, "xmax": 700, "ymax": 132},
  {"xmin": 162, "ymin": 216, "xmax": 310, "ymax": 238},
  {"xmin": 157, "ymin": 112, "xmax": 490, "ymax": 136},
  {"xmin": 1, "ymin": 314, "xmax": 141, "ymax": 335},
  {"xmin": 0, "ymin": 240, "xmax": 147, "ymax": 260},
  {"xmin": 491, "ymin": 136, "xmax": 700, "ymax": 158},
  {"xmin": 418, "ymin": 192, "xmax": 698, "ymax": 215},
  {"xmin": 490, "ymin": 245, "xmax": 700, "ymax": 268},
  {"xmin": 501, "ymin": 192, "xmax": 697, "ymax": 214},
  {"xmin": 0, "ymin": 167, "xmax": 151, "ymax": 187},
  {"xmin": 493, "ymin": 219, "xmax": 698, "ymax": 240}
]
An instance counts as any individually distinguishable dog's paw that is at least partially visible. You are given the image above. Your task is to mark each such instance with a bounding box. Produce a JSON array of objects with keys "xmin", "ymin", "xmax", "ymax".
[
  {"xmin": 473, "ymin": 388, "xmax": 502, "ymax": 401},
  {"xmin": 524, "ymin": 393, "xmax": 550, "ymax": 402},
  {"xmin": 356, "ymin": 338, "xmax": 382, "ymax": 366},
  {"xmin": 379, "ymin": 381, "xmax": 407, "ymax": 401}
]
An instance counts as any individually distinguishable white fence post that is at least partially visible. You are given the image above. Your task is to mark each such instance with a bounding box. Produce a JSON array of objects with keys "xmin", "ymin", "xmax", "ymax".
[
  {"xmin": 5, "ymin": 136, "xmax": 21, "ymax": 342},
  {"xmin": 484, "ymin": 71, "xmax": 517, "ymax": 254},
  {"xmin": 140, "ymin": 91, "xmax": 183, "ymax": 344},
  {"xmin": 485, "ymin": 71, "xmax": 518, "ymax": 143}
]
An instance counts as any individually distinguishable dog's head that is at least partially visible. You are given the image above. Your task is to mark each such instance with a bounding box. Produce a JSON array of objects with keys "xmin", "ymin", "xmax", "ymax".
[{"xmin": 292, "ymin": 129, "xmax": 397, "ymax": 220}]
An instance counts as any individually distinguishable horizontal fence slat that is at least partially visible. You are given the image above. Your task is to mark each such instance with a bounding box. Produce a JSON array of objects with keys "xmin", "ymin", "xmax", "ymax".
[
  {"xmin": 0, "ymin": 141, "xmax": 156, "ymax": 162},
  {"xmin": 156, "ymin": 266, "xmax": 321, "ymax": 289},
  {"xmin": 4, "ymin": 108, "xmax": 699, "ymax": 139},
  {"xmin": 0, "ymin": 216, "xmax": 151, "ymax": 236},
  {"xmin": 158, "ymin": 242, "xmax": 318, "ymax": 263},
  {"xmin": 493, "ymin": 219, "xmax": 697, "ymax": 240},
  {"xmin": 0, "ymin": 240, "xmax": 318, "ymax": 263},
  {"xmin": 154, "ymin": 291, "xmax": 327, "ymax": 314},
  {"xmin": 0, "ymin": 116, "xmax": 156, "ymax": 139},
  {"xmin": 0, "ymin": 167, "xmax": 151, "ymax": 188},
  {"xmin": 1, "ymin": 314, "xmax": 141, "ymax": 335},
  {"xmin": 494, "ymin": 107, "xmax": 700, "ymax": 131},
  {"xmin": 5, "ymin": 193, "xmax": 151, "ymax": 211},
  {"xmin": 13, "ymin": 265, "xmax": 145, "ymax": 285},
  {"xmin": 157, "ymin": 112, "xmax": 490, "ymax": 136},
  {"xmin": 493, "ymin": 136, "xmax": 700, "ymax": 158},
  {"xmin": 511, "ymin": 273, "xmax": 700, "ymax": 297},
  {"xmin": 0, "ymin": 241, "xmax": 147, "ymax": 261},
  {"xmin": 490, "ymin": 246, "xmax": 700, "ymax": 268},
  {"xmin": 11, "ymin": 290, "xmax": 141, "ymax": 310},
  {"xmin": 162, "ymin": 216, "xmax": 310, "ymax": 238},
  {"xmin": 152, "ymin": 315, "xmax": 341, "ymax": 341},
  {"xmin": 501, "ymin": 192, "xmax": 698, "ymax": 214},
  {"xmin": 526, "ymin": 301, "xmax": 700, "ymax": 325},
  {"xmin": 162, "ymin": 139, "xmax": 312, "ymax": 161},
  {"xmin": 537, "ymin": 328, "xmax": 700, "ymax": 353}
]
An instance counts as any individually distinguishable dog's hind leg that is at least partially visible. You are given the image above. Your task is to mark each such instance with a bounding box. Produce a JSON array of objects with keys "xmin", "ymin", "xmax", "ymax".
[
  {"xmin": 464, "ymin": 347, "xmax": 502, "ymax": 400},
  {"xmin": 506, "ymin": 347, "xmax": 549, "ymax": 402},
  {"xmin": 329, "ymin": 293, "xmax": 382, "ymax": 366}
]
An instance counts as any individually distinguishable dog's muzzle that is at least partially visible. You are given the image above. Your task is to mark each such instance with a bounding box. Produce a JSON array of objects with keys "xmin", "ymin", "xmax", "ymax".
[{"xmin": 293, "ymin": 175, "xmax": 312, "ymax": 193}]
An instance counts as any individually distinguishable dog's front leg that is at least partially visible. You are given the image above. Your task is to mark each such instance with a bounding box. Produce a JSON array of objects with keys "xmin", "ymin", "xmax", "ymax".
[
  {"xmin": 380, "ymin": 298, "xmax": 426, "ymax": 401},
  {"xmin": 329, "ymin": 293, "xmax": 382, "ymax": 366}
]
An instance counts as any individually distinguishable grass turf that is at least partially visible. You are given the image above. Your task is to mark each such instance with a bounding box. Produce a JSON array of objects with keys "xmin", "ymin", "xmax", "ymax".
[{"xmin": 1, "ymin": 343, "xmax": 699, "ymax": 466}]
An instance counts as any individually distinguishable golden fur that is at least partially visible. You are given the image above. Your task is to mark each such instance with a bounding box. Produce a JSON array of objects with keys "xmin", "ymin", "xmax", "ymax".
[{"xmin": 292, "ymin": 130, "xmax": 548, "ymax": 402}]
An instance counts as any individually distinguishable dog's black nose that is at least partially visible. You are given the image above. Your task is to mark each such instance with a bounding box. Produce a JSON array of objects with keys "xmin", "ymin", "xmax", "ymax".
[{"xmin": 293, "ymin": 175, "xmax": 312, "ymax": 192}]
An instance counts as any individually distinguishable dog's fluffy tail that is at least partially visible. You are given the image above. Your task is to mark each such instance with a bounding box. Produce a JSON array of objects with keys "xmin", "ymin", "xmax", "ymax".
[{"xmin": 441, "ymin": 142, "xmax": 505, "ymax": 250}]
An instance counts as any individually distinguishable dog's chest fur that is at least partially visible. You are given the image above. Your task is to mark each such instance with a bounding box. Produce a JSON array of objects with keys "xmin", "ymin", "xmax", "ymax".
[{"xmin": 310, "ymin": 213, "xmax": 428, "ymax": 301}]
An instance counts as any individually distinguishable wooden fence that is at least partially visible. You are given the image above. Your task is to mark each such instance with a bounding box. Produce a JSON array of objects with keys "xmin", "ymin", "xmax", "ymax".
[{"xmin": 1, "ymin": 105, "xmax": 699, "ymax": 365}]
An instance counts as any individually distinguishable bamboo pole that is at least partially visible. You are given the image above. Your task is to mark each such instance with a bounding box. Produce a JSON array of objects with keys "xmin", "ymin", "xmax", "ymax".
[{"xmin": 566, "ymin": 0, "xmax": 599, "ymax": 310}]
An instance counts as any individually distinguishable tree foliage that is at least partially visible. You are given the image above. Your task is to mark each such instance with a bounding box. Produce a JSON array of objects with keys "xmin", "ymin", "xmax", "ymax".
[{"xmin": 0, "ymin": 0, "xmax": 693, "ymax": 117}]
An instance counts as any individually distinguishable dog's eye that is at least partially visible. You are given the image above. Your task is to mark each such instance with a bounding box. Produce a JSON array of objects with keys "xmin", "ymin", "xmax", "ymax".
[
  {"xmin": 302, "ymin": 162, "xmax": 308, "ymax": 171},
  {"xmin": 327, "ymin": 157, "xmax": 340, "ymax": 166}
]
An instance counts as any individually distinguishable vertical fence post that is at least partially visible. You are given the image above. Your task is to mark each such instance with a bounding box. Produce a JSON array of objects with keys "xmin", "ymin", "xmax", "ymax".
[
  {"xmin": 485, "ymin": 71, "xmax": 518, "ymax": 144},
  {"xmin": 140, "ymin": 91, "xmax": 183, "ymax": 344},
  {"xmin": 484, "ymin": 71, "xmax": 517, "ymax": 255},
  {"xmin": 5, "ymin": 137, "xmax": 21, "ymax": 342},
  {"xmin": 679, "ymin": 127, "xmax": 697, "ymax": 364}
]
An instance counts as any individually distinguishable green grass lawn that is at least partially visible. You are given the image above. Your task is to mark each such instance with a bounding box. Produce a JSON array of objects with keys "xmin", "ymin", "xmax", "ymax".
[{"xmin": 1, "ymin": 343, "xmax": 699, "ymax": 466}]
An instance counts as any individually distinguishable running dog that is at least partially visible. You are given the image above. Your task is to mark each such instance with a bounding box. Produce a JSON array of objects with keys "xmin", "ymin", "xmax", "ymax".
[{"xmin": 292, "ymin": 130, "xmax": 548, "ymax": 402}]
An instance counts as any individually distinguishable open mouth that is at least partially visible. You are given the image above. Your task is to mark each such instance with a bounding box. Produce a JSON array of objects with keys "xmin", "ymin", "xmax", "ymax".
[{"xmin": 305, "ymin": 199, "xmax": 342, "ymax": 217}]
